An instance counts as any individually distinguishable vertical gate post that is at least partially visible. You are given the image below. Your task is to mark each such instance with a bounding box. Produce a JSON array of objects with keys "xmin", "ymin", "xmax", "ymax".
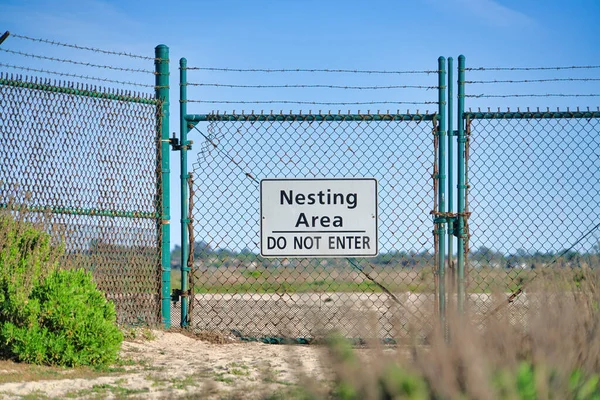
[
  {"xmin": 447, "ymin": 57, "xmax": 455, "ymax": 304},
  {"xmin": 155, "ymin": 44, "xmax": 171, "ymax": 328},
  {"xmin": 180, "ymin": 58, "xmax": 191, "ymax": 327},
  {"xmin": 457, "ymin": 55, "xmax": 466, "ymax": 313},
  {"xmin": 437, "ymin": 57, "xmax": 447, "ymax": 325}
]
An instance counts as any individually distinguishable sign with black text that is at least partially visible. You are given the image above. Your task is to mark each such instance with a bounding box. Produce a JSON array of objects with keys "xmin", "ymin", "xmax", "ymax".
[{"xmin": 260, "ymin": 178, "xmax": 378, "ymax": 257}]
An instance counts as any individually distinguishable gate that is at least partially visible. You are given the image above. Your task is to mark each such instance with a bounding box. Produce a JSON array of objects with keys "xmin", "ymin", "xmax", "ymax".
[
  {"xmin": 176, "ymin": 54, "xmax": 600, "ymax": 339},
  {"xmin": 458, "ymin": 57, "xmax": 600, "ymax": 326},
  {"xmin": 175, "ymin": 58, "xmax": 449, "ymax": 341}
]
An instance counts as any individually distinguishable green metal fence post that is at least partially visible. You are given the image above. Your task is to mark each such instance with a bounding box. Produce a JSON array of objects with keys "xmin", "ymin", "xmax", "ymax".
[
  {"xmin": 155, "ymin": 44, "xmax": 171, "ymax": 328},
  {"xmin": 180, "ymin": 58, "xmax": 190, "ymax": 327},
  {"xmin": 457, "ymin": 55, "xmax": 466, "ymax": 314},
  {"xmin": 437, "ymin": 57, "xmax": 447, "ymax": 325},
  {"xmin": 447, "ymin": 57, "xmax": 455, "ymax": 307}
]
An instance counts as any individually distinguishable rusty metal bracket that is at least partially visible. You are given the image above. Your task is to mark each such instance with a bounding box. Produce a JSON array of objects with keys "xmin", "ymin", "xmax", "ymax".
[
  {"xmin": 171, "ymin": 288, "xmax": 192, "ymax": 303},
  {"xmin": 168, "ymin": 133, "xmax": 193, "ymax": 151}
]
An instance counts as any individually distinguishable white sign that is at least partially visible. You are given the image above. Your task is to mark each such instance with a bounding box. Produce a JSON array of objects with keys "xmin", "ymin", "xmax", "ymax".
[{"xmin": 260, "ymin": 178, "xmax": 378, "ymax": 257}]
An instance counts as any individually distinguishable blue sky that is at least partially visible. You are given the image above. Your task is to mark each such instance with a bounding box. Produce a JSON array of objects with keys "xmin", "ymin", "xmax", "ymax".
[
  {"xmin": 2, "ymin": 0, "xmax": 599, "ymax": 68},
  {"xmin": 1, "ymin": 0, "xmax": 599, "ymax": 252}
]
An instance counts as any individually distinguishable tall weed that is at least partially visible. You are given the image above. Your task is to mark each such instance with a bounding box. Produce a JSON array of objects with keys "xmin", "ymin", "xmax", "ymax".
[{"xmin": 312, "ymin": 269, "xmax": 600, "ymax": 399}]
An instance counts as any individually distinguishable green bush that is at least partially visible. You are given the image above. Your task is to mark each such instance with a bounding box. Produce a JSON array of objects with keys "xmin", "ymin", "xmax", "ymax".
[
  {"xmin": 0, "ymin": 213, "xmax": 122, "ymax": 367},
  {"xmin": 0, "ymin": 213, "xmax": 62, "ymax": 348},
  {"xmin": 1, "ymin": 269, "xmax": 123, "ymax": 367},
  {"xmin": 0, "ymin": 214, "xmax": 61, "ymax": 326}
]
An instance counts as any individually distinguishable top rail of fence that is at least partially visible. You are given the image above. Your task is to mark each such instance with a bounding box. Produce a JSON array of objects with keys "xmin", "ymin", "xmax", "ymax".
[
  {"xmin": 185, "ymin": 112, "xmax": 438, "ymax": 122},
  {"xmin": 463, "ymin": 109, "xmax": 600, "ymax": 119}
]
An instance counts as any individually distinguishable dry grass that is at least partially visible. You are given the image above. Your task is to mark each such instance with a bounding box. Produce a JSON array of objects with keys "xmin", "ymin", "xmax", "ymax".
[
  {"xmin": 0, "ymin": 269, "xmax": 597, "ymax": 399},
  {"xmin": 304, "ymin": 267, "xmax": 600, "ymax": 399}
]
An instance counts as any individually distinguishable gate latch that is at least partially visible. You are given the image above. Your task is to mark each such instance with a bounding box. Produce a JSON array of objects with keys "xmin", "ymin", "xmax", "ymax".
[
  {"xmin": 445, "ymin": 217, "xmax": 459, "ymax": 237},
  {"xmin": 168, "ymin": 134, "xmax": 181, "ymax": 150},
  {"xmin": 171, "ymin": 288, "xmax": 192, "ymax": 304},
  {"xmin": 449, "ymin": 217, "xmax": 458, "ymax": 237},
  {"xmin": 167, "ymin": 133, "xmax": 193, "ymax": 151}
]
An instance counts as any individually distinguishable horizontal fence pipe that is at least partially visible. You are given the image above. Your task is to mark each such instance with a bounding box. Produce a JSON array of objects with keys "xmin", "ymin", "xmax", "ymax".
[
  {"xmin": 464, "ymin": 111, "xmax": 600, "ymax": 120},
  {"xmin": 0, "ymin": 75, "xmax": 158, "ymax": 104},
  {"xmin": 185, "ymin": 113, "xmax": 436, "ymax": 122},
  {"xmin": 0, "ymin": 203, "xmax": 159, "ymax": 219}
]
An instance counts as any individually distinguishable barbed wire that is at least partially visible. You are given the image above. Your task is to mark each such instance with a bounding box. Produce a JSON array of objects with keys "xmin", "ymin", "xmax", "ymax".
[
  {"xmin": 185, "ymin": 82, "xmax": 438, "ymax": 90},
  {"xmin": 467, "ymin": 65, "xmax": 600, "ymax": 71},
  {"xmin": 10, "ymin": 33, "xmax": 155, "ymax": 60},
  {"xmin": 184, "ymin": 100, "xmax": 437, "ymax": 105},
  {"xmin": 0, "ymin": 63, "xmax": 155, "ymax": 88},
  {"xmin": 184, "ymin": 66, "xmax": 438, "ymax": 74},
  {"xmin": 0, "ymin": 48, "xmax": 154, "ymax": 74},
  {"xmin": 466, "ymin": 78, "xmax": 600, "ymax": 84},
  {"xmin": 466, "ymin": 93, "xmax": 600, "ymax": 98}
]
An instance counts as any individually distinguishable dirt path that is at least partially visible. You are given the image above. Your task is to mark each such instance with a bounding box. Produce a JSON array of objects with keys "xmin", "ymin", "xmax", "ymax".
[{"xmin": 0, "ymin": 330, "xmax": 331, "ymax": 399}]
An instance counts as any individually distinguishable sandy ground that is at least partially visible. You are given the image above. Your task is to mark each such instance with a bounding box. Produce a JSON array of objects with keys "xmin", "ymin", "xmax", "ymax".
[
  {"xmin": 0, "ymin": 293, "xmax": 532, "ymax": 399},
  {"xmin": 0, "ymin": 330, "xmax": 332, "ymax": 399},
  {"xmin": 182, "ymin": 292, "xmax": 531, "ymax": 339}
]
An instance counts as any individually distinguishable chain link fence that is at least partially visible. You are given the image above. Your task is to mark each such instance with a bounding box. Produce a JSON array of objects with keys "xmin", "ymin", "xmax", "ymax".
[
  {"xmin": 188, "ymin": 114, "xmax": 439, "ymax": 340},
  {"xmin": 464, "ymin": 112, "xmax": 600, "ymax": 326},
  {"xmin": 0, "ymin": 74, "xmax": 163, "ymax": 326}
]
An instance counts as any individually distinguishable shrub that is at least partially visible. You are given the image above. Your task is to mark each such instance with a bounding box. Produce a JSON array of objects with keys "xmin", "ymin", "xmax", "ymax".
[
  {"xmin": 0, "ymin": 213, "xmax": 59, "ymax": 282},
  {"xmin": 0, "ymin": 212, "xmax": 63, "ymax": 360},
  {"xmin": 0, "ymin": 213, "xmax": 61, "ymax": 326},
  {"xmin": 0, "ymin": 212, "xmax": 122, "ymax": 367},
  {"xmin": 1, "ymin": 268, "xmax": 123, "ymax": 367}
]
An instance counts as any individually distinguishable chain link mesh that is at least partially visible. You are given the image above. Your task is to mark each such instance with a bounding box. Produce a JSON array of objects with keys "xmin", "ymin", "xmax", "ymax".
[
  {"xmin": 0, "ymin": 75, "xmax": 163, "ymax": 326},
  {"xmin": 189, "ymin": 115, "xmax": 437, "ymax": 340},
  {"xmin": 466, "ymin": 114, "xmax": 600, "ymax": 327}
]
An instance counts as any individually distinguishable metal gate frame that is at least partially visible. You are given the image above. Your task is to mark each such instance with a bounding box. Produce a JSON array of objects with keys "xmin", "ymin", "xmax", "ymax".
[{"xmin": 174, "ymin": 56, "xmax": 453, "ymax": 338}]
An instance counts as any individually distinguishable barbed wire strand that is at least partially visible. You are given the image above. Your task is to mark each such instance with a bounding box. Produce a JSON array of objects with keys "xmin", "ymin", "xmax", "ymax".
[
  {"xmin": 185, "ymin": 83, "xmax": 439, "ymax": 90},
  {"xmin": 0, "ymin": 63, "xmax": 154, "ymax": 88},
  {"xmin": 466, "ymin": 78, "xmax": 600, "ymax": 84},
  {"xmin": 10, "ymin": 33, "xmax": 155, "ymax": 61},
  {"xmin": 0, "ymin": 48, "xmax": 154, "ymax": 74},
  {"xmin": 184, "ymin": 100, "xmax": 437, "ymax": 105},
  {"xmin": 184, "ymin": 67, "xmax": 438, "ymax": 74},
  {"xmin": 466, "ymin": 94, "xmax": 600, "ymax": 99},
  {"xmin": 467, "ymin": 65, "xmax": 600, "ymax": 71}
]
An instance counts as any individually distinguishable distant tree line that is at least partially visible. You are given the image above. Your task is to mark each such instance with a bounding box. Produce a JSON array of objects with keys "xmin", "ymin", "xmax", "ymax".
[{"xmin": 168, "ymin": 240, "xmax": 599, "ymax": 270}]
